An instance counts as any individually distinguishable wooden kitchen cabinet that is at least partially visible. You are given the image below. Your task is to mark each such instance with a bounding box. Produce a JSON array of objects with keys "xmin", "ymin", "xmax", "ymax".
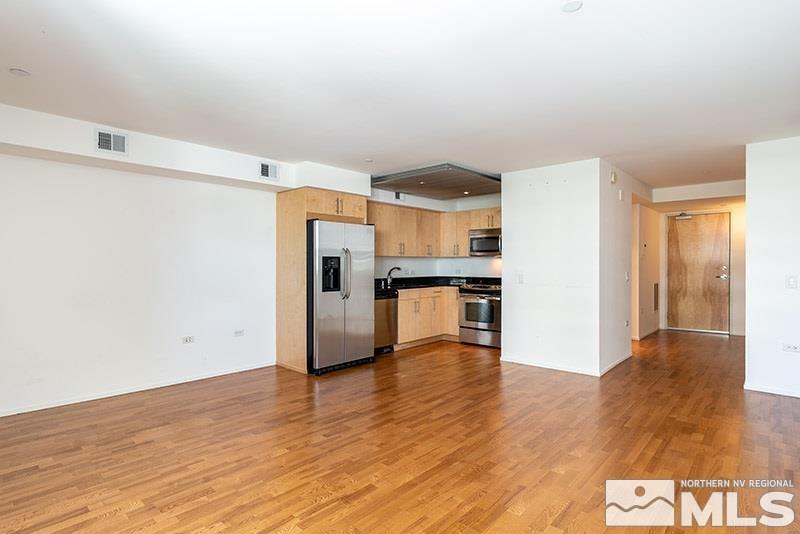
[
  {"xmin": 440, "ymin": 211, "xmax": 471, "ymax": 257},
  {"xmin": 367, "ymin": 201, "xmax": 418, "ymax": 256},
  {"xmin": 368, "ymin": 201, "xmax": 398, "ymax": 256},
  {"xmin": 276, "ymin": 187, "xmax": 367, "ymax": 374},
  {"xmin": 305, "ymin": 188, "xmax": 366, "ymax": 219},
  {"xmin": 397, "ymin": 296, "xmax": 419, "ymax": 344},
  {"xmin": 368, "ymin": 201, "xmax": 498, "ymax": 258},
  {"xmin": 416, "ymin": 209, "xmax": 441, "ymax": 257},
  {"xmin": 442, "ymin": 286, "xmax": 460, "ymax": 336},
  {"xmin": 397, "ymin": 287, "xmax": 449, "ymax": 344},
  {"xmin": 469, "ymin": 207, "xmax": 502, "ymax": 230}
]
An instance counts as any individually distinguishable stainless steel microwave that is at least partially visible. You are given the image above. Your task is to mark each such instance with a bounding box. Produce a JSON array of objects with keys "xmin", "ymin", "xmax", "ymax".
[{"xmin": 469, "ymin": 228, "xmax": 501, "ymax": 257}]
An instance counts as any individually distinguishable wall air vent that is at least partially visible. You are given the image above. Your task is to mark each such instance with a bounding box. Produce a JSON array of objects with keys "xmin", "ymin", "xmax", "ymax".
[
  {"xmin": 96, "ymin": 130, "xmax": 128, "ymax": 155},
  {"xmin": 260, "ymin": 162, "xmax": 279, "ymax": 180}
]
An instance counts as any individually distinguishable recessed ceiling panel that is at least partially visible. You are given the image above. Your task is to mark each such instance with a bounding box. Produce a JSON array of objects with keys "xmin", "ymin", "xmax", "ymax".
[{"xmin": 371, "ymin": 163, "xmax": 500, "ymax": 200}]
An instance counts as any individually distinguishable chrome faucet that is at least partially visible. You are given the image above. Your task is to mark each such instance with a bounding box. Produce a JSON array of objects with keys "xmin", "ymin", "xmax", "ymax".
[{"xmin": 387, "ymin": 266, "xmax": 402, "ymax": 288}]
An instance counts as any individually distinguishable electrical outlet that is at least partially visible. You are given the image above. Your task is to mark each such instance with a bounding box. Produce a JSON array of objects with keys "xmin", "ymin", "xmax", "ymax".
[
  {"xmin": 625, "ymin": 320, "xmax": 630, "ymax": 327},
  {"xmin": 782, "ymin": 344, "xmax": 800, "ymax": 353},
  {"xmin": 234, "ymin": 330, "xmax": 245, "ymax": 337},
  {"xmin": 182, "ymin": 336, "xmax": 194, "ymax": 344},
  {"xmin": 517, "ymin": 272, "xmax": 524, "ymax": 284}
]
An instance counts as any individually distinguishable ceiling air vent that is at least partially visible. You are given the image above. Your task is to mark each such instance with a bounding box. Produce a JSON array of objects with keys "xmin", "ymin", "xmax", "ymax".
[
  {"xmin": 260, "ymin": 162, "xmax": 279, "ymax": 180},
  {"xmin": 96, "ymin": 130, "xmax": 128, "ymax": 155}
]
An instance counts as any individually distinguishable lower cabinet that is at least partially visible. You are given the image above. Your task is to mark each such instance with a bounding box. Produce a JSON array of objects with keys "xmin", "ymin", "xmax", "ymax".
[{"xmin": 397, "ymin": 287, "xmax": 458, "ymax": 344}]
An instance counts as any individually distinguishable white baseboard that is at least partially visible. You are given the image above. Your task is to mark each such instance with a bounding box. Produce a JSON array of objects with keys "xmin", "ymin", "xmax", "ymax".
[
  {"xmin": 744, "ymin": 382, "xmax": 800, "ymax": 399},
  {"xmin": 0, "ymin": 362, "xmax": 276, "ymax": 418},
  {"xmin": 599, "ymin": 352, "xmax": 632, "ymax": 376},
  {"xmin": 500, "ymin": 355, "xmax": 600, "ymax": 377},
  {"xmin": 632, "ymin": 327, "xmax": 660, "ymax": 341}
]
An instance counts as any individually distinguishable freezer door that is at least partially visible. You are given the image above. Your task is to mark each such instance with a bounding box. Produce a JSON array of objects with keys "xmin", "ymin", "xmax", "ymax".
[
  {"xmin": 312, "ymin": 221, "xmax": 346, "ymax": 369},
  {"xmin": 343, "ymin": 223, "xmax": 375, "ymax": 363}
]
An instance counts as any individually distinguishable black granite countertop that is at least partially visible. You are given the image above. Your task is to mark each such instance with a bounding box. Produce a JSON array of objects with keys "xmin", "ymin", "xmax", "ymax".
[{"xmin": 374, "ymin": 276, "xmax": 500, "ymax": 295}]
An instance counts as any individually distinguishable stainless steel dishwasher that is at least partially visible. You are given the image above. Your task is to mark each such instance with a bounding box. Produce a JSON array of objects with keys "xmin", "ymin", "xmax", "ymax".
[{"xmin": 374, "ymin": 289, "xmax": 398, "ymax": 354}]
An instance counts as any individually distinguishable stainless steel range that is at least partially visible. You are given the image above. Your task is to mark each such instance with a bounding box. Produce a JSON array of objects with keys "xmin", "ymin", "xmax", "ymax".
[{"xmin": 459, "ymin": 283, "xmax": 501, "ymax": 347}]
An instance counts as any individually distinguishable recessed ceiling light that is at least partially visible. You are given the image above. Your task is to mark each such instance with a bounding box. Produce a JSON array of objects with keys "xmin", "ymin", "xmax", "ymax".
[
  {"xmin": 463, "ymin": 191, "xmax": 470, "ymax": 195},
  {"xmin": 8, "ymin": 67, "xmax": 31, "ymax": 77},
  {"xmin": 561, "ymin": 0, "xmax": 583, "ymax": 13},
  {"xmin": 419, "ymin": 181, "xmax": 425, "ymax": 185},
  {"xmin": 364, "ymin": 158, "xmax": 374, "ymax": 163}
]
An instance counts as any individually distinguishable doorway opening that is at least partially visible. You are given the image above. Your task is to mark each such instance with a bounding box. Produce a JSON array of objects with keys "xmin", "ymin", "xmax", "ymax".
[{"xmin": 630, "ymin": 196, "xmax": 746, "ymax": 342}]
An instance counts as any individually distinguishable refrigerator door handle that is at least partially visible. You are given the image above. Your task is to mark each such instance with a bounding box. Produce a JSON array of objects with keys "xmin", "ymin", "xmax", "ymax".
[
  {"xmin": 344, "ymin": 247, "xmax": 352, "ymax": 299},
  {"xmin": 340, "ymin": 248, "xmax": 348, "ymax": 300}
]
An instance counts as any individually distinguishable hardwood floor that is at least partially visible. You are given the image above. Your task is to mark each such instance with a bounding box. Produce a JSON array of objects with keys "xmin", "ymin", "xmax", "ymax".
[{"xmin": 1, "ymin": 332, "xmax": 798, "ymax": 532}]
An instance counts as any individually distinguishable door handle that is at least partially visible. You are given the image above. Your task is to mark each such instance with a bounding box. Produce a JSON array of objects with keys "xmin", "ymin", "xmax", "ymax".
[
  {"xmin": 716, "ymin": 274, "xmax": 729, "ymax": 280},
  {"xmin": 340, "ymin": 248, "xmax": 348, "ymax": 299}
]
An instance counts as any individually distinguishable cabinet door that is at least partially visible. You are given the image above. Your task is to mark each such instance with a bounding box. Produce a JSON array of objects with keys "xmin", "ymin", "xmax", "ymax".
[
  {"xmin": 416, "ymin": 209, "xmax": 441, "ymax": 257},
  {"xmin": 469, "ymin": 208, "xmax": 494, "ymax": 230},
  {"xmin": 488, "ymin": 207, "xmax": 501, "ymax": 228},
  {"xmin": 367, "ymin": 201, "xmax": 398, "ymax": 256},
  {"xmin": 429, "ymin": 291, "xmax": 444, "ymax": 337},
  {"xmin": 305, "ymin": 189, "xmax": 341, "ymax": 217},
  {"xmin": 397, "ymin": 298, "xmax": 419, "ymax": 344},
  {"xmin": 440, "ymin": 212, "xmax": 458, "ymax": 257},
  {"xmin": 416, "ymin": 296, "xmax": 433, "ymax": 339},
  {"xmin": 442, "ymin": 287, "xmax": 460, "ymax": 336},
  {"xmin": 341, "ymin": 193, "xmax": 367, "ymax": 221},
  {"xmin": 456, "ymin": 211, "xmax": 471, "ymax": 257},
  {"xmin": 396, "ymin": 207, "xmax": 417, "ymax": 256}
]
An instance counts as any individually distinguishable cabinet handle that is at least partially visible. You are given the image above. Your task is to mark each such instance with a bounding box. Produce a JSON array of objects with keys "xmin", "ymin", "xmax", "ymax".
[{"xmin": 452, "ymin": 244, "xmax": 456, "ymax": 256}]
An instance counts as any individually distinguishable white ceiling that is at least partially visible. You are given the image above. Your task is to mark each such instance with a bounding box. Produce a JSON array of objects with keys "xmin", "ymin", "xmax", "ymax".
[{"xmin": 1, "ymin": 1, "xmax": 799, "ymax": 188}]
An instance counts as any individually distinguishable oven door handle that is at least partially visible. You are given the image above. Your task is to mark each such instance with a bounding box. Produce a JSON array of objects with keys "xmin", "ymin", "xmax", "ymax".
[{"xmin": 461, "ymin": 295, "xmax": 501, "ymax": 301}]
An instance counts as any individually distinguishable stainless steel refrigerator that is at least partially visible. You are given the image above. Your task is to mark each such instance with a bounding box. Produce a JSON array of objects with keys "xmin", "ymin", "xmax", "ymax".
[{"xmin": 307, "ymin": 220, "xmax": 375, "ymax": 374}]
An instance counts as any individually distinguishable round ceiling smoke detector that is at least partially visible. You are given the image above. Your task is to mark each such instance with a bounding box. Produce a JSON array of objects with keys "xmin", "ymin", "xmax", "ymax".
[
  {"xmin": 8, "ymin": 67, "xmax": 31, "ymax": 77},
  {"xmin": 561, "ymin": 1, "xmax": 583, "ymax": 13}
]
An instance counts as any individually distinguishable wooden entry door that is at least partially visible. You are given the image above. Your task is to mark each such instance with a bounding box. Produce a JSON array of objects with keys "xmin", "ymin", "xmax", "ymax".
[{"xmin": 667, "ymin": 213, "xmax": 730, "ymax": 332}]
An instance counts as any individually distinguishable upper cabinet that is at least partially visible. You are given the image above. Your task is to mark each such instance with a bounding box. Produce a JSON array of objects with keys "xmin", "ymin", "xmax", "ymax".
[
  {"xmin": 416, "ymin": 209, "xmax": 441, "ymax": 257},
  {"xmin": 306, "ymin": 188, "xmax": 366, "ymax": 219},
  {"xmin": 368, "ymin": 200, "xmax": 500, "ymax": 257},
  {"xmin": 440, "ymin": 211, "xmax": 471, "ymax": 257},
  {"xmin": 469, "ymin": 207, "xmax": 501, "ymax": 229},
  {"xmin": 367, "ymin": 201, "xmax": 417, "ymax": 256}
]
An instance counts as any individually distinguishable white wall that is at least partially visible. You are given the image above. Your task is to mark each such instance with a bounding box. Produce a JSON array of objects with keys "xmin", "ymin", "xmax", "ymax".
[
  {"xmin": 745, "ymin": 136, "xmax": 800, "ymax": 398},
  {"xmin": 631, "ymin": 203, "xmax": 662, "ymax": 340},
  {"xmin": 501, "ymin": 159, "xmax": 601, "ymax": 376},
  {"xmin": 0, "ymin": 154, "xmax": 277, "ymax": 416},
  {"xmin": 370, "ymin": 188, "xmax": 501, "ymax": 212},
  {"xmin": 729, "ymin": 203, "xmax": 747, "ymax": 336},
  {"xmin": 652, "ymin": 179, "xmax": 745, "ymax": 203},
  {"xmin": 295, "ymin": 161, "xmax": 371, "ymax": 196},
  {"xmin": 0, "ymin": 103, "xmax": 292, "ymax": 190},
  {"xmin": 599, "ymin": 161, "xmax": 646, "ymax": 373}
]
